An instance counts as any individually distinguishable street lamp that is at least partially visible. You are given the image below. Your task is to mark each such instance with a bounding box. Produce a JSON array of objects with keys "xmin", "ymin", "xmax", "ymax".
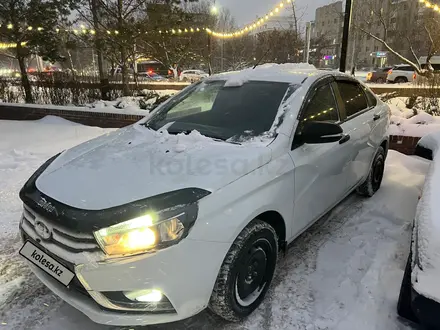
[{"xmin": 211, "ymin": 6, "xmax": 219, "ymax": 15}]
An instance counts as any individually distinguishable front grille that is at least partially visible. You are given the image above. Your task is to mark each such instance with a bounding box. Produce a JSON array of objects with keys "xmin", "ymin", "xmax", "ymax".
[
  {"xmin": 22, "ymin": 205, "xmax": 101, "ymax": 253},
  {"xmin": 20, "ymin": 230, "xmax": 91, "ymax": 298}
]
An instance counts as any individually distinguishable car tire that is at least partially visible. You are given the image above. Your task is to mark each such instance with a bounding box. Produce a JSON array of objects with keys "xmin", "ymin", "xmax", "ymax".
[
  {"xmin": 397, "ymin": 251, "xmax": 418, "ymax": 324},
  {"xmin": 395, "ymin": 77, "xmax": 408, "ymax": 84},
  {"xmin": 209, "ymin": 220, "xmax": 278, "ymax": 322},
  {"xmin": 356, "ymin": 146, "xmax": 385, "ymax": 197},
  {"xmin": 376, "ymin": 77, "xmax": 385, "ymax": 84}
]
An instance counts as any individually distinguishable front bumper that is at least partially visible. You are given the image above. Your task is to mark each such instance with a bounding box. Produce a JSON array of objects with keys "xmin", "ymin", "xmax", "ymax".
[
  {"xmin": 411, "ymin": 287, "xmax": 440, "ymax": 328},
  {"xmin": 22, "ymin": 231, "xmax": 230, "ymax": 326}
]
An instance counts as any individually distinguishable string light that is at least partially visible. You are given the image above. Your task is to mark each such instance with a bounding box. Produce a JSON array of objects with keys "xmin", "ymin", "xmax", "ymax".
[
  {"xmin": 0, "ymin": 0, "xmax": 292, "ymax": 41},
  {"xmin": 206, "ymin": 0, "xmax": 292, "ymax": 39},
  {"xmin": 419, "ymin": 0, "xmax": 440, "ymax": 12},
  {"xmin": 0, "ymin": 41, "xmax": 27, "ymax": 49}
]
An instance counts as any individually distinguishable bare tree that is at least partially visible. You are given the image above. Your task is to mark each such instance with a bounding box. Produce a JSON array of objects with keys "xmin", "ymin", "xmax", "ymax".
[{"xmin": 354, "ymin": 0, "xmax": 439, "ymax": 76}]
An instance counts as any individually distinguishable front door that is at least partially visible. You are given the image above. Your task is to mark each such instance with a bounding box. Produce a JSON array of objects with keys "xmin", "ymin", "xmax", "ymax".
[{"xmin": 289, "ymin": 80, "xmax": 355, "ymax": 234}]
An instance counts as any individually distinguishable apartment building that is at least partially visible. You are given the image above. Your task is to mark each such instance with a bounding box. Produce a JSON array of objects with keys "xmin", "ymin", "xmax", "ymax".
[
  {"xmin": 311, "ymin": 0, "xmax": 426, "ymax": 68},
  {"xmin": 351, "ymin": 0, "xmax": 420, "ymax": 67},
  {"xmin": 312, "ymin": 1, "xmax": 344, "ymax": 67},
  {"xmin": 253, "ymin": 15, "xmax": 294, "ymax": 33}
]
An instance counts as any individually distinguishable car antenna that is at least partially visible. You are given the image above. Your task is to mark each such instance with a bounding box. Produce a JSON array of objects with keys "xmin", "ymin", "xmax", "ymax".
[{"xmin": 253, "ymin": 47, "xmax": 271, "ymax": 69}]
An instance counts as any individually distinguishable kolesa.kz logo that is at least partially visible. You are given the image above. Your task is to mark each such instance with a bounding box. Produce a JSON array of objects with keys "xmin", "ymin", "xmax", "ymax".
[{"xmin": 30, "ymin": 249, "xmax": 64, "ymax": 277}]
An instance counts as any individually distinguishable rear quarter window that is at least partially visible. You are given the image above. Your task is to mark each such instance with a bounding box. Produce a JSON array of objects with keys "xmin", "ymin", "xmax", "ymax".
[{"xmin": 337, "ymin": 81, "xmax": 369, "ymax": 117}]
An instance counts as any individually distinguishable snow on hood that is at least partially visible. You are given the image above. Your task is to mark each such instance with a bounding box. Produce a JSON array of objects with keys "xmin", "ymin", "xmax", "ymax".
[
  {"xmin": 413, "ymin": 130, "xmax": 440, "ymax": 302},
  {"xmin": 35, "ymin": 125, "xmax": 272, "ymax": 210}
]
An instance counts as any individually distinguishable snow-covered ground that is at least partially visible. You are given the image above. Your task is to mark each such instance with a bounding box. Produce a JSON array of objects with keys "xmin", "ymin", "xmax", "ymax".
[{"xmin": 0, "ymin": 117, "xmax": 429, "ymax": 329}]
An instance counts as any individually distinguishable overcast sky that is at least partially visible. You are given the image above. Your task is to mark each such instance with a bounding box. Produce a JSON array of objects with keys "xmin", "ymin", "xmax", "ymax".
[{"xmin": 218, "ymin": 0, "xmax": 332, "ymax": 26}]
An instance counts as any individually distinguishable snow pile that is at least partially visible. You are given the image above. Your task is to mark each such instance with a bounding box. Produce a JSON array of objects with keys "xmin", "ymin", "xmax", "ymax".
[
  {"xmin": 413, "ymin": 130, "xmax": 440, "ymax": 302},
  {"xmin": 388, "ymin": 97, "xmax": 440, "ymax": 137},
  {"xmin": 36, "ymin": 115, "xmax": 83, "ymax": 126},
  {"xmin": 218, "ymin": 63, "xmax": 317, "ymax": 87},
  {"xmin": 87, "ymin": 90, "xmax": 176, "ymax": 113}
]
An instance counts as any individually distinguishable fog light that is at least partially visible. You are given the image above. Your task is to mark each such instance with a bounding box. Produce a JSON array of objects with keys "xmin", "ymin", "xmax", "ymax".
[{"xmin": 124, "ymin": 289, "xmax": 163, "ymax": 302}]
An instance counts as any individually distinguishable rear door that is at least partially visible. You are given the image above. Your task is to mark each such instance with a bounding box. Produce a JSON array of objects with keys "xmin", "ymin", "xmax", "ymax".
[
  {"xmin": 289, "ymin": 77, "xmax": 354, "ymax": 233},
  {"xmin": 333, "ymin": 78, "xmax": 380, "ymax": 190}
]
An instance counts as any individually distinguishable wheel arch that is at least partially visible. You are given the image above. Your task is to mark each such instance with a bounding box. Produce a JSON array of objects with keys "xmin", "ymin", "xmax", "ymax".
[
  {"xmin": 255, "ymin": 210, "xmax": 287, "ymax": 252},
  {"xmin": 395, "ymin": 76, "xmax": 408, "ymax": 82},
  {"xmin": 380, "ymin": 139, "xmax": 389, "ymax": 158}
]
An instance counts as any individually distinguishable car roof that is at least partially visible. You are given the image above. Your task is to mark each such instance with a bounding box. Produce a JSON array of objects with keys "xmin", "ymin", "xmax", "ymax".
[{"xmin": 206, "ymin": 63, "xmax": 352, "ymax": 85}]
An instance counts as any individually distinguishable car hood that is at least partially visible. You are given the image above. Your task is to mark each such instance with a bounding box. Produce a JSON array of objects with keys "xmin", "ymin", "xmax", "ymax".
[{"xmin": 36, "ymin": 125, "xmax": 272, "ymax": 211}]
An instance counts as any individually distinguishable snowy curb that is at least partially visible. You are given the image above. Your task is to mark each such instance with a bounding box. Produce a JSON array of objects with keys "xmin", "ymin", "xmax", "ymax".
[{"xmin": 0, "ymin": 102, "xmax": 149, "ymax": 116}]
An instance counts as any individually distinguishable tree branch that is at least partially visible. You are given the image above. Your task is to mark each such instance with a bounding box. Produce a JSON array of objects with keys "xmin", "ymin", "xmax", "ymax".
[{"xmin": 358, "ymin": 27, "xmax": 421, "ymax": 72}]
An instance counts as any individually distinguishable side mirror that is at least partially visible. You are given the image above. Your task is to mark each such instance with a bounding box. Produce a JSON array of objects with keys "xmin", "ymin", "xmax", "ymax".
[{"xmin": 298, "ymin": 121, "xmax": 344, "ymax": 144}]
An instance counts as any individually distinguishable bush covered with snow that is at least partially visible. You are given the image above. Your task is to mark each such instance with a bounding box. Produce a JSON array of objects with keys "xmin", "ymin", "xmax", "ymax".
[{"xmin": 387, "ymin": 97, "xmax": 440, "ymax": 137}]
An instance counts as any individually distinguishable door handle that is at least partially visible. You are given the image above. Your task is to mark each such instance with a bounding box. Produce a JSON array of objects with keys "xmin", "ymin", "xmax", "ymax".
[
  {"xmin": 339, "ymin": 134, "xmax": 351, "ymax": 144},
  {"xmin": 373, "ymin": 114, "xmax": 381, "ymax": 121}
]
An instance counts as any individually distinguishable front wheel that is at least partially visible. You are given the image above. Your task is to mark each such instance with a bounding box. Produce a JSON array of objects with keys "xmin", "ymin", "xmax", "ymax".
[
  {"xmin": 356, "ymin": 146, "xmax": 385, "ymax": 197},
  {"xmin": 209, "ymin": 220, "xmax": 278, "ymax": 322}
]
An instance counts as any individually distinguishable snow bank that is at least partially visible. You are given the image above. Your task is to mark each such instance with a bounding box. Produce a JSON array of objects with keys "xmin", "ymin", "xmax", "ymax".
[
  {"xmin": 36, "ymin": 115, "xmax": 83, "ymax": 126},
  {"xmin": 412, "ymin": 130, "xmax": 440, "ymax": 302},
  {"xmin": 388, "ymin": 99, "xmax": 440, "ymax": 137}
]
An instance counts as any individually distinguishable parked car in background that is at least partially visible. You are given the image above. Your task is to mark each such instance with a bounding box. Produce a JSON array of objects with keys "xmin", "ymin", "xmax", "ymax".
[
  {"xmin": 366, "ymin": 67, "xmax": 392, "ymax": 83},
  {"xmin": 387, "ymin": 64, "xmax": 415, "ymax": 83},
  {"xmin": 179, "ymin": 70, "xmax": 209, "ymax": 82},
  {"xmin": 138, "ymin": 72, "xmax": 168, "ymax": 82},
  {"xmin": 18, "ymin": 64, "xmax": 390, "ymax": 326},
  {"xmin": 398, "ymin": 132, "xmax": 440, "ymax": 329}
]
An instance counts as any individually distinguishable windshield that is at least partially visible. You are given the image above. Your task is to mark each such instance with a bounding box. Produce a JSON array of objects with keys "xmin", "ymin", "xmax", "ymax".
[{"xmin": 145, "ymin": 80, "xmax": 292, "ymax": 142}]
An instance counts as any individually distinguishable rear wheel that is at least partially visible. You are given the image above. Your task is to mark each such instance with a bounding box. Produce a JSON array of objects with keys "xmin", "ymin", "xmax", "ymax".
[
  {"xmin": 209, "ymin": 220, "xmax": 278, "ymax": 322},
  {"xmin": 395, "ymin": 77, "xmax": 408, "ymax": 84},
  {"xmin": 356, "ymin": 147, "xmax": 385, "ymax": 197},
  {"xmin": 376, "ymin": 77, "xmax": 385, "ymax": 84}
]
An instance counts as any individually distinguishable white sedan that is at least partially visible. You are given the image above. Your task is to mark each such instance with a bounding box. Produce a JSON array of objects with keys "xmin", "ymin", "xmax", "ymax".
[
  {"xmin": 179, "ymin": 69, "xmax": 209, "ymax": 82},
  {"xmin": 18, "ymin": 64, "xmax": 390, "ymax": 326}
]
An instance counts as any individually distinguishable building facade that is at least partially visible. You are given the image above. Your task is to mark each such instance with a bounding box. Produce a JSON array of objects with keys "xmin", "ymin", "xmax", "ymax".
[
  {"xmin": 312, "ymin": 1, "xmax": 344, "ymax": 68},
  {"xmin": 311, "ymin": 0, "xmax": 427, "ymax": 69}
]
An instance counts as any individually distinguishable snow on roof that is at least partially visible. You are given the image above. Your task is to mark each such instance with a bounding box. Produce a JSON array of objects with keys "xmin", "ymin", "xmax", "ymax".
[{"xmin": 208, "ymin": 63, "xmax": 321, "ymax": 86}]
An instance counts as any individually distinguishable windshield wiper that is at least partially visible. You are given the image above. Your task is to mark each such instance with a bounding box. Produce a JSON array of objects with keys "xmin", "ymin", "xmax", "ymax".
[{"xmin": 165, "ymin": 129, "xmax": 241, "ymax": 145}]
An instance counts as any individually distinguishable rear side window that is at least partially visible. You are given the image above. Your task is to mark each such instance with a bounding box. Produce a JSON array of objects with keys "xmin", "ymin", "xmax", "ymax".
[
  {"xmin": 299, "ymin": 83, "xmax": 339, "ymax": 130},
  {"xmin": 395, "ymin": 66, "xmax": 413, "ymax": 71},
  {"xmin": 337, "ymin": 81, "xmax": 368, "ymax": 117}
]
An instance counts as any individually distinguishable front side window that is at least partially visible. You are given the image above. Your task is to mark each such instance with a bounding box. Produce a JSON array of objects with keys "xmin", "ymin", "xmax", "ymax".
[
  {"xmin": 145, "ymin": 80, "xmax": 292, "ymax": 142},
  {"xmin": 298, "ymin": 83, "xmax": 339, "ymax": 132},
  {"xmin": 337, "ymin": 81, "xmax": 368, "ymax": 117}
]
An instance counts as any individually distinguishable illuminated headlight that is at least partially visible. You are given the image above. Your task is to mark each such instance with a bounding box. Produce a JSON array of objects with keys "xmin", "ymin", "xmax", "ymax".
[{"xmin": 94, "ymin": 208, "xmax": 194, "ymax": 256}]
